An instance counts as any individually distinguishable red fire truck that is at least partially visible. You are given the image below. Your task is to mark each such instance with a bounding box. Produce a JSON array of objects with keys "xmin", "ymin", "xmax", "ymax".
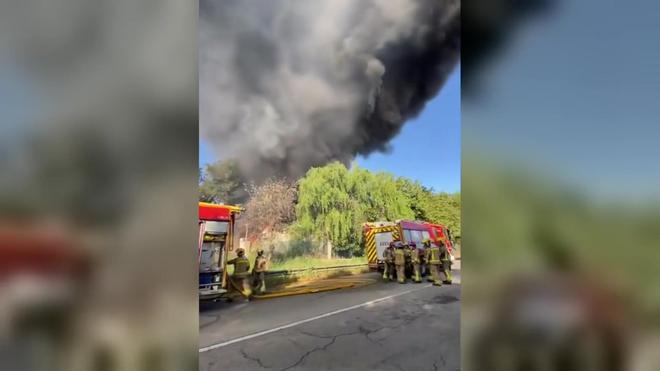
[
  {"xmin": 363, "ymin": 220, "xmax": 455, "ymax": 270},
  {"xmin": 198, "ymin": 202, "xmax": 241, "ymax": 300},
  {"xmin": 0, "ymin": 225, "xmax": 88, "ymax": 338}
]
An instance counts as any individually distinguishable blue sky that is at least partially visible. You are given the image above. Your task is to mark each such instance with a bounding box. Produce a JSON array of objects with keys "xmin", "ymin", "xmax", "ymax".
[
  {"xmin": 200, "ymin": 67, "xmax": 461, "ymax": 193},
  {"xmin": 357, "ymin": 67, "xmax": 460, "ymax": 193}
]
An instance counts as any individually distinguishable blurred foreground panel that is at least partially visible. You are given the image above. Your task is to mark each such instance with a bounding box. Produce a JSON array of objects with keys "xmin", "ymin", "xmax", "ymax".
[
  {"xmin": 463, "ymin": 0, "xmax": 660, "ymax": 370},
  {"xmin": 0, "ymin": 1, "xmax": 198, "ymax": 370}
]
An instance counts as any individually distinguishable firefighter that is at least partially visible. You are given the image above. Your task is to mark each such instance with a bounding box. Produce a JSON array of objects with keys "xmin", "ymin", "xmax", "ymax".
[
  {"xmin": 227, "ymin": 248, "xmax": 252, "ymax": 298},
  {"xmin": 393, "ymin": 242, "xmax": 407, "ymax": 284},
  {"xmin": 423, "ymin": 240, "xmax": 434, "ymax": 282},
  {"xmin": 425, "ymin": 241, "xmax": 442, "ymax": 286},
  {"xmin": 382, "ymin": 242, "xmax": 395, "ymax": 281},
  {"xmin": 404, "ymin": 242, "xmax": 412, "ymax": 273},
  {"xmin": 252, "ymin": 249, "xmax": 268, "ymax": 294},
  {"xmin": 408, "ymin": 242, "xmax": 422, "ymax": 283},
  {"xmin": 439, "ymin": 239, "xmax": 453, "ymax": 284},
  {"xmin": 419, "ymin": 240, "xmax": 429, "ymax": 277}
]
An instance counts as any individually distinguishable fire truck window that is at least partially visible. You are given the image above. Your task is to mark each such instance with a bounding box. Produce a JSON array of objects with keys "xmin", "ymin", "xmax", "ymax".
[
  {"xmin": 403, "ymin": 229, "xmax": 412, "ymax": 242},
  {"xmin": 422, "ymin": 231, "xmax": 430, "ymax": 241},
  {"xmin": 411, "ymin": 230, "xmax": 423, "ymax": 244},
  {"xmin": 205, "ymin": 221, "xmax": 229, "ymax": 234}
]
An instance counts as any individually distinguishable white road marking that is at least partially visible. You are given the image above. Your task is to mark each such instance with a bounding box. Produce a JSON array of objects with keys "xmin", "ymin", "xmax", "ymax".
[{"xmin": 199, "ymin": 284, "xmax": 432, "ymax": 353}]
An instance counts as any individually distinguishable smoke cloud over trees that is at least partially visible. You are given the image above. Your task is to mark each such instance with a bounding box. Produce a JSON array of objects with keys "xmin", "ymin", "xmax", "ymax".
[{"xmin": 200, "ymin": 0, "xmax": 460, "ymax": 181}]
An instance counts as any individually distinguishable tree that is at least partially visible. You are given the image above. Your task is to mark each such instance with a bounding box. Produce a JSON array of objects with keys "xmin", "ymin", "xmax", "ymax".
[
  {"xmin": 425, "ymin": 192, "xmax": 461, "ymax": 237},
  {"xmin": 199, "ymin": 159, "xmax": 248, "ymax": 204},
  {"xmin": 395, "ymin": 177, "xmax": 433, "ymax": 221},
  {"xmin": 295, "ymin": 162, "xmax": 361, "ymax": 257},
  {"xmin": 240, "ymin": 178, "xmax": 297, "ymax": 240},
  {"xmin": 350, "ymin": 169, "xmax": 415, "ymax": 222},
  {"xmin": 395, "ymin": 177, "xmax": 461, "ymax": 237},
  {"xmin": 294, "ymin": 163, "xmax": 416, "ymax": 257}
]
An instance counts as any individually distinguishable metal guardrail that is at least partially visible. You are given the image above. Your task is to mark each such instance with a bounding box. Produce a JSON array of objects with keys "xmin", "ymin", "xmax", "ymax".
[{"xmin": 264, "ymin": 263, "xmax": 370, "ymax": 277}]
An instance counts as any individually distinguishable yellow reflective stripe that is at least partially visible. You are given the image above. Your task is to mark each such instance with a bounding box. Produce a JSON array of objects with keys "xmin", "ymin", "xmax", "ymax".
[
  {"xmin": 428, "ymin": 248, "xmax": 440, "ymax": 263},
  {"xmin": 365, "ymin": 225, "xmax": 399, "ymax": 263},
  {"xmin": 366, "ymin": 229, "xmax": 377, "ymax": 263}
]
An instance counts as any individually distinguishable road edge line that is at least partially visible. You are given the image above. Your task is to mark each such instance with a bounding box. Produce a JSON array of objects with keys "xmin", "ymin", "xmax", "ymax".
[{"xmin": 199, "ymin": 284, "xmax": 432, "ymax": 353}]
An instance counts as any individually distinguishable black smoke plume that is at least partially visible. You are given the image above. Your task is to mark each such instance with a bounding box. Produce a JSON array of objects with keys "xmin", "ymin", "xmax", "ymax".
[{"xmin": 200, "ymin": 0, "xmax": 460, "ymax": 180}]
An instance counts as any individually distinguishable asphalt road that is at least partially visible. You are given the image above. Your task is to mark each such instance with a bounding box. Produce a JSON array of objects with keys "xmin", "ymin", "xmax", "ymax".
[{"xmin": 199, "ymin": 271, "xmax": 460, "ymax": 371}]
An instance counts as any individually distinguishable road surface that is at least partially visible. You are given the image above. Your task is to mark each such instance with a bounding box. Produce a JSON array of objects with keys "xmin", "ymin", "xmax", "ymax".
[{"xmin": 200, "ymin": 271, "xmax": 460, "ymax": 371}]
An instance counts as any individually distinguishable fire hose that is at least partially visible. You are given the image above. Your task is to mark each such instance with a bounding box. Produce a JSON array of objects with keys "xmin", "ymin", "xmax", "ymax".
[{"xmin": 228, "ymin": 276, "xmax": 376, "ymax": 299}]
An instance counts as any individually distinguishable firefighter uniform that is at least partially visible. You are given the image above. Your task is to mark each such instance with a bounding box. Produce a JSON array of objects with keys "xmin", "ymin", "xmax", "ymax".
[
  {"xmin": 425, "ymin": 242, "xmax": 442, "ymax": 286},
  {"xmin": 394, "ymin": 244, "xmax": 407, "ymax": 284},
  {"xmin": 439, "ymin": 241, "xmax": 453, "ymax": 284},
  {"xmin": 409, "ymin": 244, "xmax": 422, "ymax": 283},
  {"xmin": 252, "ymin": 250, "xmax": 268, "ymax": 294},
  {"xmin": 382, "ymin": 244, "xmax": 395, "ymax": 281},
  {"xmin": 423, "ymin": 240, "xmax": 433, "ymax": 282},
  {"xmin": 228, "ymin": 249, "xmax": 252, "ymax": 297}
]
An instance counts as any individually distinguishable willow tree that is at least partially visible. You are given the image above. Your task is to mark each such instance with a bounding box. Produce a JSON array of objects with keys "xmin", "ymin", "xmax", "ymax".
[
  {"xmin": 295, "ymin": 162, "xmax": 416, "ymax": 257},
  {"xmin": 295, "ymin": 162, "xmax": 360, "ymax": 258},
  {"xmin": 349, "ymin": 168, "xmax": 414, "ymax": 222}
]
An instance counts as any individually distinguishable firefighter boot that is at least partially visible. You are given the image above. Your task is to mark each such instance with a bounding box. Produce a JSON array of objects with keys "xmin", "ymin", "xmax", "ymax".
[
  {"xmin": 442, "ymin": 260, "xmax": 453, "ymax": 284},
  {"xmin": 430, "ymin": 264, "xmax": 442, "ymax": 286},
  {"xmin": 396, "ymin": 265, "xmax": 406, "ymax": 284},
  {"xmin": 388, "ymin": 263, "xmax": 396, "ymax": 281},
  {"xmin": 413, "ymin": 264, "xmax": 421, "ymax": 283},
  {"xmin": 257, "ymin": 272, "xmax": 266, "ymax": 293}
]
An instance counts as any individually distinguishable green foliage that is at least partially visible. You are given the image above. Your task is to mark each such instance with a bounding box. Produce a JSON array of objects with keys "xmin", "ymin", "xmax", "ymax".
[
  {"xmin": 269, "ymin": 257, "xmax": 367, "ymax": 271},
  {"xmin": 199, "ymin": 159, "xmax": 248, "ymax": 204},
  {"xmin": 395, "ymin": 177, "xmax": 461, "ymax": 237},
  {"xmin": 199, "ymin": 160, "xmax": 461, "ymax": 257},
  {"xmin": 353, "ymin": 169, "xmax": 415, "ymax": 222},
  {"xmin": 395, "ymin": 177, "xmax": 432, "ymax": 221},
  {"xmin": 425, "ymin": 192, "xmax": 461, "ymax": 237},
  {"xmin": 294, "ymin": 163, "xmax": 360, "ymax": 256},
  {"xmin": 295, "ymin": 162, "xmax": 428, "ymax": 257}
]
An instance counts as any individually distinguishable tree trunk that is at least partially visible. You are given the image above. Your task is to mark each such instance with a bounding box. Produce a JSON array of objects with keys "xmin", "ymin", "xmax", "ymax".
[{"xmin": 326, "ymin": 240, "xmax": 332, "ymax": 259}]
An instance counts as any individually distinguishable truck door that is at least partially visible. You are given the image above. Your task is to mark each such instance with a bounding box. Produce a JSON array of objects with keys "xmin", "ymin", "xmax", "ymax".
[
  {"xmin": 375, "ymin": 231, "xmax": 394, "ymax": 261},
  {"xmin": 199, "ymin": 221, "xmax": 229, "ymax": 293},
  {"xmin": 365, "ymin": 225, "xmax": 400, "ymax": 267}
]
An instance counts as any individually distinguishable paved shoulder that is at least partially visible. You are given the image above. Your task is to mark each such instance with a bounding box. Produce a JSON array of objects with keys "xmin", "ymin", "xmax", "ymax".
[{"xmin": 200, "ymin": 277, "xmax": 460, "ymax": 371}]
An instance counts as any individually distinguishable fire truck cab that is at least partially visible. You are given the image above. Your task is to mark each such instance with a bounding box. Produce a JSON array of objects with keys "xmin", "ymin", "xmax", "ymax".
[
  {"xmin": 198, "ymin": 202, "xmax": 241, "ymax": 300},
  {"xmin": 364, "ymin": 220, "xmax": 454, "ymax": 270}
]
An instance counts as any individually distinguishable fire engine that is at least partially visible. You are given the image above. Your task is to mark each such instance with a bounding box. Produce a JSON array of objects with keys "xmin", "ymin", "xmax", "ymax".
[
  {"xmin": 363, "ymin": 220, "xmax": 455, "ymax": 270},
  {"xmin": 198, "ymin": 202, "xmax": 242, "ymax": 300},
  {"xmin": 0, "ymin": 225, "xmax": 88, "ymax": 339}
]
